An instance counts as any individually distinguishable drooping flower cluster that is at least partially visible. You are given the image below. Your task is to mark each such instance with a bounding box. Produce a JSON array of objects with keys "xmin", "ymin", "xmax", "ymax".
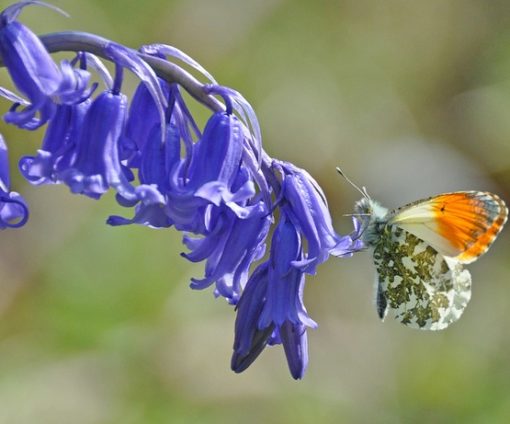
[{"xmin": 0, "ymin": 1, "xmax": 363, "ymax": 379}]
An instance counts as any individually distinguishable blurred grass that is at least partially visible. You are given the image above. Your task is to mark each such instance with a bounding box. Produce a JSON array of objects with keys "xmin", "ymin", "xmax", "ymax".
[{"xmin": 0, "ymin": 0, "xmax": 510, "ymax": 423}]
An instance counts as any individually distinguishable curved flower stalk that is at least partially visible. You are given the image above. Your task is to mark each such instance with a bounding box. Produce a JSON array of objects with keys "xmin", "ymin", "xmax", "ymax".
[{"xmin": 0, "ymin": 1, "xmax": 364, "ymax": 379}]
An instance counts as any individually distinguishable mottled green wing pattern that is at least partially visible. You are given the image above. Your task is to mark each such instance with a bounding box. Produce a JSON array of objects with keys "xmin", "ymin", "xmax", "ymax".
[{"xmin": 373, "ymin": 225, "xmax": 472, "ymax": 330}]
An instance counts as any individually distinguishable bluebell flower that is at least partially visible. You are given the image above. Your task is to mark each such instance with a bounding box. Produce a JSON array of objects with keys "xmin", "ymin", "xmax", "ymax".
[
  {"xmin": 0, "ymin": 134, "xmax": 28, "ymax": 228},
  {"xmin": 166, "ymin": 110, "xmax": 261, "ymax": 234},
  {"xmin": 108, "ymin": 83, "xmax": 202, "ymax": 228},
  {"xmin": 104, "ymin": 42, "xmax": 167, "ymax": 134},
  {"xmin": 56, "ymin": 42, "xmax": 166, "ymax": 202},
  {"xmin": 19, "ymin": 100, "xmax": 90, "ymax": 185},
  {"xmin": 121, "ymin": 80, "xmax": 170, "ymax": 167},
  {"xmin": 231, "ymin": 262, "xmax": 274, "ymax": 373},
  {"xmin": 107, "ymin": 70, "xmax": 272, "ymax": 301},
  {"xmin": 18, "ymin": 53, "xmax": 117, "ymax": 187},
  {"xmin": 0, "ymin": 2, "xmax": 89, "ymax": 129},
  {"xmin": 107, "ymin": 123, "xmax": 180, "ymax": 228},
  {"xmin": 231, "ymin": 213, "xmax": 317, "ymax": 379},
  {"xmin": 184, "ymin": 203, "xmax": 270, "ymax": 303},
  {"xmin": 58, "ymin": 90, "xmax": 136, "ymax": 200},
  {"xmin": 274, "ymin": 160, "xmax": 355, "ymax": 273},
  {"xmin": 258, "ymin": 214, "xmax": 317, "ymax": 330}
]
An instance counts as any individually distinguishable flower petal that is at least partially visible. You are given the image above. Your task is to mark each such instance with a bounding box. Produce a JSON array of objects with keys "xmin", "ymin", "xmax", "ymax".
[
  {"xmin": 280, "ymin": 321, "xmax": 309, "ymax": 380},
  {"xmin": 105, "ymin": 42, "xmax": 167, "ymax": 138},
  {"xmin": 141, "ymin": 44, "xmax": 217, "ymax": 84},
  {"xmin": 59, "ymin": 91, "xmax": 136, "ymax": 201},
  {"xmin": 231, "ymin": 262, "xmax": 275, "ymax": 372},
  {"xmin": 0, "ymin": 1, "xmax": 68, "ymax": 25}
]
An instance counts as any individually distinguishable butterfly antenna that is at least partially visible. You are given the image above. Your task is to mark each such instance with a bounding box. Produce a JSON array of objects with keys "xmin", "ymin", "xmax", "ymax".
[{"xmin": 336, "ymin": 167, "xmax": 370, "ymax": 199}]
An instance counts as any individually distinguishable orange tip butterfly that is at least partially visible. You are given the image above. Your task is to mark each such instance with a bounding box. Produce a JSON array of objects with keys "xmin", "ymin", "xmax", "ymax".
[{"xmin": 337, "ymin": 167, "xmax": 508, "ymax": 330}]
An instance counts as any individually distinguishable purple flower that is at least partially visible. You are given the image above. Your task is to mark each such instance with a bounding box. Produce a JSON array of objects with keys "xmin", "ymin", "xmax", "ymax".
[
  {"xmin": 107, "ymin": 123, "xmax": 180, "ymax": 228},
  {"xmin": 104, "ymin": 42, "xmax": 167, "ymax": 135},
  {"xmin": 122, "ymin": 80, "xmax": 170, "ymax": 165},
  {"xmin": 0, "ymin": 134, "xmax": 28, "ymax": 228},
  {"xmin": 107, "ymin": 84, "xmax": 201, "ymax": 228},
  {"xmin": 167, "ymin": 111, "xmax": 260, "ymax": 234},
  {"xmin": 259, "ymin": 215, "xmax": 317, "ymax": 329},
  {"xmin": 274, "ymin": 160, "xmax": 354, "ymax": 273},
  {"xmin": 0, "ymin": 2, "xmax": 89, "ymax": 129},
  {"xmin": 59, "ymin": 90, "xmax": 136, "ymax": 200},
  {"xmin": 169, "ymin": 104, "xmax": 272, "ymax": 303},
  {"xmin": 231, "ymin": 262, "xmax": 274, "ymax": 373},
  {"xmin": 19, "ymin": 100, "xmax": 90, "ymax": 185},
  {"xmin": 231, "ymin": 214, "xmax": 317, "ymax": 379},
  {"xmin": 184, "ymin": 204, "xmax": 270, "ymax": 303}
]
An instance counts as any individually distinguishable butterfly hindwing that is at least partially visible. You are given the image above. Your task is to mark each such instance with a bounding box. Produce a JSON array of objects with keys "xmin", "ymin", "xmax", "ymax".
[{"xmin": 372, "ymin": 224, "xmax": 472, "ymax": 330}]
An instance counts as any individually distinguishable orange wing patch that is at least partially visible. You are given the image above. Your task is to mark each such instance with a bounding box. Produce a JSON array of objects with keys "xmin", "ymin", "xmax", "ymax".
[{"xmin": 431, "ymin": 192, "xmax": 508, "ymax": 263}]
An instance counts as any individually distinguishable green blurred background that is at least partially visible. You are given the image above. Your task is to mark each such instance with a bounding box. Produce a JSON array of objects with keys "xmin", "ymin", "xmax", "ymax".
[{"xmin": 1, "ymin": 0, "xmax": 510, "ymax": 422}]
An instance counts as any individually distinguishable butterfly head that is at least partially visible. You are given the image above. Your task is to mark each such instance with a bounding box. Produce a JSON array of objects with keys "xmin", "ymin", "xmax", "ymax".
[
  {"xmin": 335, "ymin": 167, "xmax": 391, "ymax": 246},
  {"xmin": 353, "ymin": 197, "xmax": 389, "ymax": 246},
  {"xmin": 354, "ymin": 197, "xmax": 388, "ymax": 218}
]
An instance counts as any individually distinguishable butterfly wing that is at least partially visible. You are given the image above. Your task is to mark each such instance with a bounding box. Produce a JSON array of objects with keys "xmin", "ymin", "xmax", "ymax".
[
  {"xmin": 387, "ymin": 191, "xmax": 508, "ymax": 263},
  {"xmin": 373, "ymin": 225, "xmax": 472, "ymax": 330}
]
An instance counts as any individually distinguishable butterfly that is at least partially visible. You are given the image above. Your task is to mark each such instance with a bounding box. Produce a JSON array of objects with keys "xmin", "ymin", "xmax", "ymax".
[{"xmin": 338, "ymin": 169, "xmax": 508, "ymax": 330}]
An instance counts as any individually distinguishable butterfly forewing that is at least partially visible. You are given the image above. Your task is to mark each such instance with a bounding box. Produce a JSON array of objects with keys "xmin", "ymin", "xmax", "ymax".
[
  {"xmin": 373, "ymin": 225, "xmax": 472, "ymax": 330},
  {"xmin": 388, "ymin": 191, "xmax": 508, "ymax": 263}
]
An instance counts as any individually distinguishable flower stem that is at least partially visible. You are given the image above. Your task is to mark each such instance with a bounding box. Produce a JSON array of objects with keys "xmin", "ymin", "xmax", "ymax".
[
  {"xmin": 0, "ymin": 31, "xmax": 224, "ymax": 113},
  {"xmin": 0, "ymin": 30, "xmax": 277, "ymax": 189}
]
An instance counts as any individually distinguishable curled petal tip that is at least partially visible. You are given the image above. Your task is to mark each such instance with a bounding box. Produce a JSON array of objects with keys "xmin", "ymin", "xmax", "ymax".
[
  {"xmin": 1, "ymin": 1, "xmax": 69, "ymax": 25},
  {"xmin": 0, "ymin": 193, "xmax": 29, "ymax": 228},
  {"xmin": 140, "ymin": 43, "xmax": 218, "ymax": 84},
  {"xmin": 0, "ymin": 86, "xmax": 29, "ymax": 105}
]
